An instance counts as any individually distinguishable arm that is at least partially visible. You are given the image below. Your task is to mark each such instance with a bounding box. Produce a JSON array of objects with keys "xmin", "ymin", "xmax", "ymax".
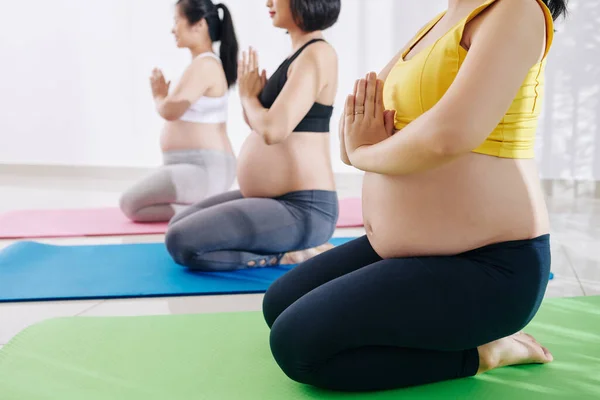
[
  {"xmin": 339, "ymin": 80, "xmax": 359, "ymax": 166},
  {"xmin": 153, "ymin": 58, "xmax": 218, "ymax": 121},
  {"xmin": 349, "ymin": 0, "xmax": 546, "ymax": 175},
  {"xmin": 339, "ymin": 20, "xmax": 433, "ymax": 164},
  {"xmin": 241, "ymin": 46, "xmax": 326, "ymax": 145}
]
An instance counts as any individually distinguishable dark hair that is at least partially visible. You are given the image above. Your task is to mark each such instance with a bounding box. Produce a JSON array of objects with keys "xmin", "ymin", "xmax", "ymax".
[
  {"xmin": 541, "ymin": 0, "xmax": 568, "ymax": 20},
  {"xmin": 176, "ymin": 0, "xmax": 239, "ymax": 87},
  {"xmin": 290, "ymin": 0, "xmax": 341, "ymax": 32}
]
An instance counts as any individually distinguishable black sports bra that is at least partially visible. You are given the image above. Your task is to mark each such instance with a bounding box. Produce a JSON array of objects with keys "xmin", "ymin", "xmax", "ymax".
[{"xmin": 258, "ymin": 39, "xmax": 333, "ymax": 133}]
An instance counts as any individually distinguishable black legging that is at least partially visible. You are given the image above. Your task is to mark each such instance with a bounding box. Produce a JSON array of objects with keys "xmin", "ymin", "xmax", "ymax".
[{"xmin": 262, "ymin": 235, "xmax": 551, "ymax": 392}]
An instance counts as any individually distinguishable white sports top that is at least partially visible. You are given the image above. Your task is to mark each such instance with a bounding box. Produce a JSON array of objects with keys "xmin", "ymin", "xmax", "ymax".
[{"xmin": 179, "ymin": 52, "xmax": 228, "ymax": 124}]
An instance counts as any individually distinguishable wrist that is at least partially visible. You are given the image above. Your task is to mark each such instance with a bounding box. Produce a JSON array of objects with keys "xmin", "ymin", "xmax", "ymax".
[
  {"xmin": 348, "ymin": 145, "xmax": 370, "ymax": 169},
  {"xmin": 241, "ymin": 94, "xmax": 257, "ymax": 106},
  {"xmin": 153, "ymin": 95, "xmax": 167, "ymax": 105}
]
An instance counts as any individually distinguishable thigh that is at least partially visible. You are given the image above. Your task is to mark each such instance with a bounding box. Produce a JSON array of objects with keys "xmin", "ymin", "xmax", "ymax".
[
  {"xmin": 169, "ymin": 190, "xmax": 243, "ymax": 226},
  {"xmin": 263, "ymin": 236, "xmax": 382, "ymax": 327},
  {"xmin": 166, "ymin": 196, "xmax": 307, "ymax": 255},
  {"xmin": 270, "ymin": 254, "xmax": 523, "ymax": 367},
  {"xmin": 121, "ymin": 167, "xmax": 178, "ymax": 210},
  {"xmin": 167, "ymin": 163, "xmax": 210, "ymax": 204}
]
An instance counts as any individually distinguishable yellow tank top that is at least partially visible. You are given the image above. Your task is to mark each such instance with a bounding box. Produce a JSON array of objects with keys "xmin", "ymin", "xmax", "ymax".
[{"xmin": 383, "ymin": 0, "xmax": 554, "ymax": 159}]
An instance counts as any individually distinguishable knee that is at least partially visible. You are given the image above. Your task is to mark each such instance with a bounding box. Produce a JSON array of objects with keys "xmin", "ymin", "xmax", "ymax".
[
  {"xmin": 165, "ymin": 225, "xmax": 194, "ymax": 267},
  {"xmin": 119, "ymin": 191, "xmax": 141, "ymax": 222},
  {"xmin": 269, "ymin": 316, "xmax": 318, "ymax": 385},
  {"xmin": 165, "ymin": 226, "xmax": 220, "ymax": 271},
  {"xmin": 262, "ymin": 279, "xmax": 290, "ymax": 328}
]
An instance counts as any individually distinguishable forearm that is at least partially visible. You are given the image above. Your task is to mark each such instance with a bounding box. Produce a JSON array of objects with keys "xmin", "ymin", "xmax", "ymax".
[
  {"xmin": 242, "ymin": 96, "xmax": 283, "ymax": 145},
  {"xmin": 154, "ymin": 96, "xmax": 189, "ymax": 122},
  {"xmin": 339, "ymin": 115, "xmax": 351, "ymax": 165},
  {"xmin": 350, "ymin": 114, "xmax": 461, "ymax": 175}
]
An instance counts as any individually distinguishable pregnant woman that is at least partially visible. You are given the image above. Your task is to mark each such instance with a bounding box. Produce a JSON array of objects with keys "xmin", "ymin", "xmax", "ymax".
[
  {"xmin": 263, "ymin": 0, "xmax": 566, "ymax": 392},
  {"xmin": 120, "ymin": 0, "xmax": 238, "ymax": 222}
]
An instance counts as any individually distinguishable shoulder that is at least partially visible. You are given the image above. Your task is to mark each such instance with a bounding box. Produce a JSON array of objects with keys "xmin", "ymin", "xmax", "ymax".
[
  {"xmin": 294, "ymin": 41, "xmax": 338, "ymax": 72},
  {"xmin": 465, "ymin": 0, "xmax": 547, "ymax": 59},
  {"xmin": 471, "ymin": 0, "xmax": 547, "ymax": 38},
  {"xmin": 187, "ymin": 54, "xmax": 222, "ymax": 74},
  {"xmin": 290, "ymin": 41, "xmax": 338, "ymax": 83}
]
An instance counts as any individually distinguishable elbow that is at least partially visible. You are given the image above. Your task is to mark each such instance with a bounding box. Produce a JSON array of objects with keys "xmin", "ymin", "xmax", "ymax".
[
  {"xmin": 162, "ymin": 113, "xmax": 180, "ymax": 122},
  {"xmin": 429, "ymin": 126, "xmax": 476, "ymax": 158},
  {"xmin": 261, "ymin": 121, "xmax": 287, "ymax": 145},
  {"xmin": 160, "ymin": 106, "xmax": 183, "ymax": 122},
  {"xmin": 263, "ymin": 132, "xmax": 285, "ymax": 145},
  {"xmin": 341, "ymin": 155, "xmax": 352, "ymax": 166},
  {"xmin": 158, "ymin": 99, "xmax": 187, "ymax": 122}
]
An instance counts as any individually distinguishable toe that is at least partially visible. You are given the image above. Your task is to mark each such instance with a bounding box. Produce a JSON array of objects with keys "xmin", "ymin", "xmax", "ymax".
[{"xmin": 542, "ymin": 347, "xmax": 554, "ymax": 362}]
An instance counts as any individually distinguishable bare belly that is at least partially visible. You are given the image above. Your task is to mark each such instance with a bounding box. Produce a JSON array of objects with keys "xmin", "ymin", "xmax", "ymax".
[
  {"xmin": 237, "ymin": 132, "xmax": 336, "ymax": 198},
  {"xmin": 363, "ymin": 154, "xmax": 549, "ymax": 259},
  {"xmin": 160, "ymin": 120, "xmax": 234, "ymax": 154}
]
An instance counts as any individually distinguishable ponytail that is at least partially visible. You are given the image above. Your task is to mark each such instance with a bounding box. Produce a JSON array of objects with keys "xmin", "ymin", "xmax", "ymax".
[
  {"xmin": 177, "ymin": 0, "xmax": 239, "ymax": 87},
  {"xmin": 541, "ymin": 0, "xmax": 568, "ymax": 20},
  {"xmin": 216, "ymin": 3, "xmax": 239, "ymax": 88}
]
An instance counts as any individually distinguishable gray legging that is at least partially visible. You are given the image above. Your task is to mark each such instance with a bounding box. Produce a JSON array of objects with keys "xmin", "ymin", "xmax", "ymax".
[
  {"xmin": 119, "ymin": 149, "xmax": 236, "ymax": 222},
  {"xmin": 165, "ymin": 190, "xmax": 339, "ymax": 271}
]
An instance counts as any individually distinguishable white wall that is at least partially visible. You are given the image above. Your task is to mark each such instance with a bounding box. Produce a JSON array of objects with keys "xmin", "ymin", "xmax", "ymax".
[
  {"xmin": 0, "ymin": 0, "xmax": 444, "ymax": 172},
  {"xmin": 0, "ymin": 0, "xmax": 597, "ymax": 179}
]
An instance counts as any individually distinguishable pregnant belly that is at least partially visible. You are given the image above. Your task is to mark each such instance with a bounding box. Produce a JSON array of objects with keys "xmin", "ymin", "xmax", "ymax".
[
  {"xmin": 363, "ymin": 155, "xmax": 549, "ymax": 259},
  {"xmin": 237, "ymin": 133, "xmax": 296, "ymax": 197},
  {"xmin": 160, "ymin": 121, "xmax": 232, "ymax": 152},
  {"xmin": 237, "ymin": 132, "xmax": 336, "ymax": 198}
]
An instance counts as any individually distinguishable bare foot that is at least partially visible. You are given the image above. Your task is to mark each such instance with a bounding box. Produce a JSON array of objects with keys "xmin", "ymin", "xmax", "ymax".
[
  {"xmin": 477, "ymin": 332, "xmax": 553, "ymax": 374},
  {"xmin": 280, "ymin": 243, "xmax": 335, "ymax": 265}
]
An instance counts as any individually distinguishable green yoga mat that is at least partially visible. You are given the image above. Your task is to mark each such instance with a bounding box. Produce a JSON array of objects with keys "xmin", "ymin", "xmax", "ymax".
[{"xmin": 1, "ymin": 297, "xmax": 599, "ymax": 400}]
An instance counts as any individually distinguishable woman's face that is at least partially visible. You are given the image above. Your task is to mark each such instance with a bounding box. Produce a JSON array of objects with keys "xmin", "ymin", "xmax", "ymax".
[
  {"xmin": 172, "ymin": 6, "xmax": 199, "ymax": 48},
  {"xmin": 266, "ymin": 0, "xmax": 295, "ymax": 30}
]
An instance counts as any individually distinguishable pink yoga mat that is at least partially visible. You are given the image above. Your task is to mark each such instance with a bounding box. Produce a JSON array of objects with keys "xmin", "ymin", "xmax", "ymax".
[
  {"xmin": 0, "ymin": 198, "xmax": 363, "ymax": 239},
  {"xmin": 0, "ymin": 208, "xmax": 168, "ymax": 239},
  {"xmin": 336, "ymin": 197, "xmax": 363, "ymax": 228}
]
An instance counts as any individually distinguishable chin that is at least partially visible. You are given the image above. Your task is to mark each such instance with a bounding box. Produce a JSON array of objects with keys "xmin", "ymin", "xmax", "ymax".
[{"xmin": 271, "ymin": 18, "xmax": 284, "ymax": 29}]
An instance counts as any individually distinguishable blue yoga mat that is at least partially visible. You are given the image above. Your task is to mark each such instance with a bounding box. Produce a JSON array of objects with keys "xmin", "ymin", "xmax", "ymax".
[{"xmin": 0, "ymin": 238, "xmax": 354, "ymax": 303}]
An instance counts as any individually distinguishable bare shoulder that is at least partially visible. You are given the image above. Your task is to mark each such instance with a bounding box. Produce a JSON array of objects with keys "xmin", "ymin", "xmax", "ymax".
[
  {"xmin": 464, "ymin": 0, "xmax": 547, "ymax": 58},
  {"xmin": 468, "ymin": 0, "xmax": 547, "ymax": 37},
  {"xmin": 189, "ymin": 53, "xmax": 222, "ymax": 72},
  {"xmin": 295, "ymin": 40, "xmax": 338, "ymax": 70}
]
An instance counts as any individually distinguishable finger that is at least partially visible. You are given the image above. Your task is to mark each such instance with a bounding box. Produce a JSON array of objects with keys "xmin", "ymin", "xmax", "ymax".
[
  {"xmin": 364, "ymin": 72, "xmax": 377, "ymax": 118},
  {"xmin": 253, "ymin": 49, "xmax": 259, "ymax": 71},
  {"xmin": 344, "ymin": 95, "xmax": 355, "ymax": 123},
  {"xmin": 249, "ymin": 47, "xmax": 255, "ymax": 71},
  {"xmin": 353, "ymin": 79, "xmax": 359, "ymax": 96},
  {"xmin": 237, "ymin": 56, "xmax": 243, "ymax": 77},
  {"xmin": 384, "ymin": 110, "xmax": 396, "ymax": 135},
  {"xmin": 375, "ymin": 79, "xmax": 385, "ymax": 117},
  {"xmin": 355, "ymin": 78, "xmax": 366, "ymax": 116},
  {"xmin": 241, "ymin": 51, "xmax": 247, "ymax": 75},
  {"xmin": 261, "ymin": 69, "xmax": 267, "ymax": 85}
]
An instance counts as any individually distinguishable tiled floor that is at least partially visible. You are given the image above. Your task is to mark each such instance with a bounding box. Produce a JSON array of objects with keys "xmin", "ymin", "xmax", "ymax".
[{"xmin": 0, "ymin": 168, "xmax": 598, "ymax": 347}]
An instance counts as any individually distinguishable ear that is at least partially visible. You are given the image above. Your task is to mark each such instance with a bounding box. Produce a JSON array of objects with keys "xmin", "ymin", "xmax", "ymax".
[{"xmin": 192, "ymin": 19, "xmax": 205, "ymax": 32}]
